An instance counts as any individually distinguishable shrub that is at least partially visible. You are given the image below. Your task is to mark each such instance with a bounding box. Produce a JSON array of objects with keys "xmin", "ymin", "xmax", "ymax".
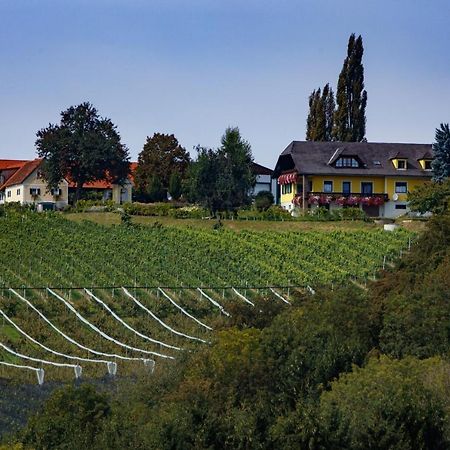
[{"xmin": 254, "ymin": 191, "xmax": 274, "ymax": 212}]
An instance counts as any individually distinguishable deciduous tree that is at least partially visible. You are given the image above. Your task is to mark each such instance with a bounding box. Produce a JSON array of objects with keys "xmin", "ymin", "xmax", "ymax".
[
  {"xmin": 36, "ymin": 102, "xmax": 130, "ymax": 203},
  {"xmin": 135, "ymin": 133, "xmax": 190, "ymax": 200}
]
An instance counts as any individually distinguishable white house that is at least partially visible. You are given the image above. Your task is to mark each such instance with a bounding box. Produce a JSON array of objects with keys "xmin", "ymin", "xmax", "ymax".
[{"xmin": 0, "ymin": 159, "xmax": 68, "ymax": 208}]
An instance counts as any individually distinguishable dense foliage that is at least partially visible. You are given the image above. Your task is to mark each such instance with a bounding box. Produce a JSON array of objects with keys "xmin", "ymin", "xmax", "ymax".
[
  {"xmin": 134, "ymin": 133, "xmax": 190, "ymax": 201},
  {"xmin": 333, "ymin": 34, "xmax": 367, "ymax": 142},
  {"xmin": 306, "ymin": 83, "xmax": 335, "ymax": 142},
  {"xmin": 36, "ymin": 102, "xmax": 130, "ymax": 202},
  {"xmin": 185, "ymin": 127, "xmax": 256, "ymax": 213},
  {"xmin": 432, "ymin": 123, "xmax": 450, "ymax": 182}
]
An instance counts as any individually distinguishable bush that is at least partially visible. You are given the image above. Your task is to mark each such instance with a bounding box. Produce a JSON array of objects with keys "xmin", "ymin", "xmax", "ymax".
[
  {"xmin": 254, "ymin": 190, "xmax": 274, "ymax": 212},
  {"xmin": 72, "ymin": 199, "xmax": 117, "ymax": 213},
  {"xmin": 20, "ymin": 385, "xmax": 111, "ymax": 449},
  {"xmin": 316, "ymin": 356, "xmax": 450, "ymax": 449},
  {"xmin": 123, "ymin": 202, "xmax": 173, "ymax": 216}
]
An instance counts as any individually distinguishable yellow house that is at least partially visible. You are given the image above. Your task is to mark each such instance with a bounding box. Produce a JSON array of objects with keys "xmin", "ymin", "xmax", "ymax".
[
  {"xmin": 273, "ymin": 141, "xmax": 433, "ymax": 218},
  {"xmin": 0, "ymin": 159, "xmax": 68, "ymax": 209}
]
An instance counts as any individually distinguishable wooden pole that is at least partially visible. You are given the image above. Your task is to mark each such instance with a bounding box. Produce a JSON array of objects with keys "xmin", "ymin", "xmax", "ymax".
[{"xmin": 302, "ymin": 174, "xmax": 306, "ymax": 215}]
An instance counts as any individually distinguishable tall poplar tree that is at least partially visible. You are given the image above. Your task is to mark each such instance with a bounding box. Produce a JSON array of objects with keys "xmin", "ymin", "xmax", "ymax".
[
  {"xmin": 306, "ymin": 84, "xmax": 335, "ymax": 141},
  {"xmin": 333, "ymin": 34, "xmax": 367, "ymax": 142}
]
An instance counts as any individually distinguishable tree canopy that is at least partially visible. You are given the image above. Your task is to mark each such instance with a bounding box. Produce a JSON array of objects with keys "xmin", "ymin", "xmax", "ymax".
[
  {"xmin": 134, "ymin": 133, "xmax": 190, "ymax": 201},
  {"xmin": 35, "ymin": 102, "xmax": 130, "ymax": 202},
  {"xmin": 306, "ymin": 83, "xmax": 335, "ymax": 141},
  {"xmin": 185, "ymin": 127, "xmax": 256, "ymax": 214}
]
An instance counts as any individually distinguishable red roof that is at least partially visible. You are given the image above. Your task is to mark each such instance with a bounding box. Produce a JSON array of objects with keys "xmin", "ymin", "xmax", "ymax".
[
  {"xmin": 0, "ymin": 159, "xmax": 138, "ymax": 191},
  {"xmin": 0, "ymin": 159, "xmax": 43, "ymax": 190},
  {"xmin": 67, "ymin": 162, "xmax": 138, "ymax": 189},
  {"xmin": 0, "ymin": 159, "xmax": 28, "ymax": 171}
]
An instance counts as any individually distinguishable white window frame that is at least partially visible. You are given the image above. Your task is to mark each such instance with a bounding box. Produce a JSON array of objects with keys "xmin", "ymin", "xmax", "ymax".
[{"xmin": 396, "ymin": 159, "xmax": 407, "ymax": 170}]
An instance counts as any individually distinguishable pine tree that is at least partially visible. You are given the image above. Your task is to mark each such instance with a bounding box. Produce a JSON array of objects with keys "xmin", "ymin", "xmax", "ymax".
[
  {"xmin": 333, "ymin": 34, "xmax": 367, "ymax": 142},
  {"xmin": 432, "ymin": 123, "xmax": 450, "ymax": 182}
]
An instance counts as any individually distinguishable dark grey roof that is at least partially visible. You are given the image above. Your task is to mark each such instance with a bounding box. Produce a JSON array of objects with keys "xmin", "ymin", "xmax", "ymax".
[
  {"xmin": 252, "ymin": 162, "xmax": 273, "ymax": 175},
  {"xmin": 273, "ymin": 141, "xmax": 433, "ymax": 177}
]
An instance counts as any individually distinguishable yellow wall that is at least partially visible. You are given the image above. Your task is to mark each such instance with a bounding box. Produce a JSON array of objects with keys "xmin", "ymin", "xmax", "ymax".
[
  {"xmin": 311, "ymin": 175, "xmax": 385, "ymax": 193},
  {"xmin": 385, "ymin": 177, "xmax": 429, "ymax": 202},
  {"xmin": 278, "ymin": 174, "xmax": 432, "ymax": 206},
  {"xmin": 280, "ymin": 183, "xmax": 297, "ymax": 204}
]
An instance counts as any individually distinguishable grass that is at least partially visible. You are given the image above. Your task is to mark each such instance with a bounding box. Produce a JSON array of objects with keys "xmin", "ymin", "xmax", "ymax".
[{"xmin": 65, "ymin": 212, "xmax": 380, "ymax": 232}]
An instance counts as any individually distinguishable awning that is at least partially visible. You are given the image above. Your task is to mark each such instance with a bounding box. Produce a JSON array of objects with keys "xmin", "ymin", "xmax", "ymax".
[{"xmin": 278, "ymin": 172, "xmax": 298, "ymax": 185}]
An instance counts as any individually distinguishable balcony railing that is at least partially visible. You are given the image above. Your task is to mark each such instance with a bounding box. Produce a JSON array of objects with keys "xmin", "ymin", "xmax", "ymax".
[{"xmin": 293, "ymin": 192, "xmax": 388, "ymax": 207}]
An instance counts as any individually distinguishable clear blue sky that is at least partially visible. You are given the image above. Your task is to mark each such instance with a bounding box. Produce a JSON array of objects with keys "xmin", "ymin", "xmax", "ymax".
[{"xmin": 0, "ymin": 0, "xmax": 449, "ymax": 167}]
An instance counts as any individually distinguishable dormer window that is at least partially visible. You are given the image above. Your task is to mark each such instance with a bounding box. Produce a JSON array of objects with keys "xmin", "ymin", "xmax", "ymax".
[
  {"xmin": 418, "ymin": 159, "xmax": 433, "ymax": 171},
  {"xmin": 397, "ymin": 159, "xmax": 406, "ymax": 169},
  {"xmin": 335, "ymin": 157, "xmax": 359, "ymax": 168}
]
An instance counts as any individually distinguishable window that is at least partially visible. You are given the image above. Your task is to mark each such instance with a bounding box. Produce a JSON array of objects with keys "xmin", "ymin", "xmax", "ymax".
[
  {"xmin": 51, "ymin": 188, "xmax": 61, "ymax": 196},
  {"xmin": 16, "ymin": 188, "xmax": 20, "ymax": 196},
  {"xmin": 30, "ymin": 188, "xmax": 41, "ymax": 196},
  {"xmin": 335, "ymin": 157, "xmax": 359, "ymax": 168},
  {"xmin": 424, "ymin": 160, "xmax": 432, "ymax": 170},
  {"xmin": 296, "ymin": 183, "xmax": 303, "ymax": 193},
  {"xmin": 395, "ymin": 182, "xmax": 407, "ymax": 193},
  {"xmin": 7, "ymin": 190, "xmax": 11, "ymax": 198},
  {"xmin": 342, "ymin": 181, "xmax": 351, "ymax": 194},
  {"xmin": 397, "ymin": 159, "xmax": 407, "ymax": 170},
  {"xmin": 395, "ymin": 204, "xmax": 407, "ymax": 210},
  {"xmin": 323, "ymin": 181, "xmax": 333, "ymax": 193},
  {"xmin": 361, "ymin": 182, "xmax": 373, "ymax": 195},
  {"xmin": 282, "ymin": 184, "xmax": 292, "ymax": 195},
  {"xmin": 373, "ymin": 160, "xmax": 381, "ymax": 166}
]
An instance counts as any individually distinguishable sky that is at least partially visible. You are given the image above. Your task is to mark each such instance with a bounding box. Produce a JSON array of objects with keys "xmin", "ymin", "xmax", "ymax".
[{"xmin": 0, "ymin": 0, "xmax": 449, "ymax": 168}]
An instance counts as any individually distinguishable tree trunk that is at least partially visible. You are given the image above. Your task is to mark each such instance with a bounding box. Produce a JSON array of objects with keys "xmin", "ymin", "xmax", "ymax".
[{"xmin": 75, "ymin": 181, "xmax": 84, "ymax": 205}]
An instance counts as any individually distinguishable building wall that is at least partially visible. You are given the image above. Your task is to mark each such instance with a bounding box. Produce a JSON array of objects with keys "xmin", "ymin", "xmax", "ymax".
[
  {"xmin": 112, "ymin": 182, "xmax": 132, "ymax": 204},
  {"xmin": 4, "ymin": 170, "xmax": 68, "ymax": 207},
  {"xmin": 277, "ymin": 173, "xmax": 432, "ymax": 219},
  {"xmin": 310, "ymin": 175, "xmax": 385, "ymax": 193}
]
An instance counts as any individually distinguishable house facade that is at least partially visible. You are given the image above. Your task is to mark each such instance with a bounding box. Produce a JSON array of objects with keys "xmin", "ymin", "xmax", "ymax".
[
  {"xmin": 0, "ymin": 159, "xmax": 135, "ymax": 207},
  {"xmin": 273, "ymin": 141, "xmax": 433, "ymax": 219},
  {"xmin": 0, "ymin": 159, "xmax": 69, "ymax": 208},
  {"xmin": 251, "ymin": 162, "xmax": 277, "ymax": 197}
]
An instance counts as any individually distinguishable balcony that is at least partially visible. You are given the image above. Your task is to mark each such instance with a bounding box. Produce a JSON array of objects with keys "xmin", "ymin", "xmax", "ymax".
[{"xmin": 293, "ymin": 192, "xmax": 388, "ymax": 207}]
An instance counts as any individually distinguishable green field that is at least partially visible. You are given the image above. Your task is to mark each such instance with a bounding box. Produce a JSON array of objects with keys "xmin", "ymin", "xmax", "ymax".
[
  {"xmin": 0, "ymin": 214, "xmax": 413, "ymax": 288},
  {"xmin": 0, "ymin": 213, "xmax": 414, "ymax": 385}
]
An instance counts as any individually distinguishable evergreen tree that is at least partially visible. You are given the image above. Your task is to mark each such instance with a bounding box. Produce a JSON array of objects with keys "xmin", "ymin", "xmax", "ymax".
[
  {"xmin": 305, "ymin": 84, "xmax": 334, "ymax": 141},
  {"xmin": 432, "ymin": 123, "xmax": 450, "ymax": 182},
  {"xmin": 333, "ymin": 34, "xmax": 367, "ymax": 142}
]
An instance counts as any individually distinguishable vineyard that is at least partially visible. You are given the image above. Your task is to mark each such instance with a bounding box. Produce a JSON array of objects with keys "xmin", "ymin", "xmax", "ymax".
[{"xmin": 0, "ymin": 214, "xmax": 414, "ymax": 386}]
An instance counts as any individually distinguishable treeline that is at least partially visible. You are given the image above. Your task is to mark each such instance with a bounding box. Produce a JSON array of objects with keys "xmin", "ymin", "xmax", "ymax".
[
  {"xmin": 36, "ymin": 103, "xmax": 257, "ymax": 212},
  {"xmin": 6, "ymin": 188, "xmax": 450, "ymax": 449}
]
